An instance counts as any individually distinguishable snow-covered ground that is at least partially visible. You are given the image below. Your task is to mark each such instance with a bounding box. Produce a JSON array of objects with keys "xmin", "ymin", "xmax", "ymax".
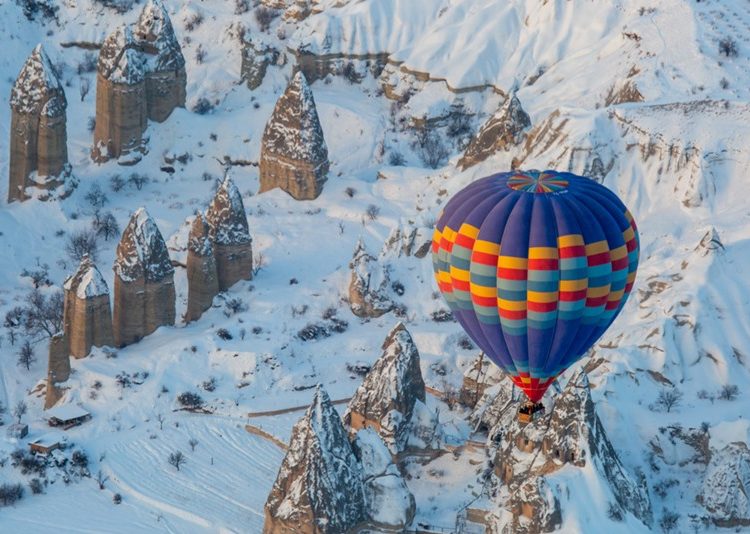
[{"xmin": 0, "ymin": 0, "xmax": 748, "ymax": 532}]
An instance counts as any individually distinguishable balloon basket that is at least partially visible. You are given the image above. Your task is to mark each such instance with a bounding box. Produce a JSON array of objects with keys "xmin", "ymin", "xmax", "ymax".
[{"xmin": 517, "ymin": 401, "xmax": 545, "ymax": 424}]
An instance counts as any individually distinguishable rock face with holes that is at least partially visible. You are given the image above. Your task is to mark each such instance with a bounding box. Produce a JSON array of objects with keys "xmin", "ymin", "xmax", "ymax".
[
  {"xmin": 63, "ymin": 256, "xmax": 114, "ymax": 358},
  {"xmin": 264, "ymin": 387, "xmax": 367, "ymax": 534},
  {"xmin": 8, "ymin": 44, "xmax": 72, "ymax": 202},
  {"xmin": 348, "ymin": 239, "xmax": 394, "ymax": 319},
  {"xmin": 185, "ymin": 213, "xmax": 219, "ymax": 323},
  {"xmin": 344, "ymin": 323, "xmax": 432, "ymax": 454},
  {"xmin": 133, "ymin": 0, "xmax": 187, "ymax": 122},
  {"xmin": 112, "ymin": 208, "xmax": 175, "ymax": 347},
  {"xmin": 93, "ymin": 1, "xmax": 184, "ymax": 163},
  {"xmin": 259, "ymin": 72, "xmax": 329, "ymax": 200},
  {"xmin": 205, "ymin": 176, "xmax": 253, "ymax": 290},
  {"xmin": 458, "ymin": 94, "xmax": 531, "ymax": 170},
  {"xmin": 460, "ymin": 354, "xmax": 506, "ymax": 408},
  {"xmin": 92, "ymin": 25, "xmax": 148, "ymax": 163},
  {"xmin": 45, "ymin": 333, "xmax": 70, "ymax": 409}
]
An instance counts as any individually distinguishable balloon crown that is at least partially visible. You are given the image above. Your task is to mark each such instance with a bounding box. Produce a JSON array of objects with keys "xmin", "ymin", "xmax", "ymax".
[{"xmin": 506, "ymin": 169, "xmax": 569, "ymax": 193}]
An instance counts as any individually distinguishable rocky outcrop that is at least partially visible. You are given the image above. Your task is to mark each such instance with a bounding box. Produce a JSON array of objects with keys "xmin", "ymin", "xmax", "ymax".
[
  {"xmin": 92, "ymin": 26, "xmax": 148, "ymax": 163},
  {"xmin": 348, "ymin": 239, "xmax": 393, "ymax": 318},
  {"xmin": 458, "ymin": 94, "xmax": 531, "ymax": 170},
  {"xmin": 345, "ymin": 323, "xmax": 428, "ymax": 454},
  {"xmin": 483, "ymin": 370, "xmax": 652, "ymax": 529},
  {"xmin": 44, "ymin": 333, "xmax": 70, "ymax": 409},
  {"xmin": 700, "ymin": 442, "xmax": 750, "ymax": 527},
  {"xmin": 185, "ymin": 213, "xmax": 219, "ymax": 323},
  {"xmin": 459, "ymin": 353, "xmax": 505, "ymax": 408},
  {"xmin": 380, "ymin": 224, "xmax": 432, "ymax": 260},
  {"xmin": 696, "ymin": 227, "xmax": 724, "ymax": 256},
  {"xmin": 63, "ymin": 256, "xmax": 114, "ymax": 358},
  {"xmin": 354, "ymin": 428, "xmax": 416, "ymax": 531},
  {"xmin": 93, "ymin": 1, "xmax": 185, "ymax": 163},
  {"xmin": 8, "ymin": 44, "xmax": 72, "ymax": 203},
  {"xmin": 241, "ymin": 37, "xmax": 280, "ymax": 90},
  {"xmin": 112, "ymin": 208, "xmax": 175, "ymax": 347},
  {"xmin": 133, "ymin": 0, "xmax": 187, "ymax": 122},
  {"xmin": 259, "ymin": 72, "xmax": 329, "ymax": 200},
  {"xmin": 205, "ymin": 176, "xmax": 253, "ymax": 290},
  {"xmin": 283, "ymin": 0, "xmax": 313, "ymax": 21},
  {"xmin": 264, "ymin": 386, "xmax": 367, "ymax": 534}
]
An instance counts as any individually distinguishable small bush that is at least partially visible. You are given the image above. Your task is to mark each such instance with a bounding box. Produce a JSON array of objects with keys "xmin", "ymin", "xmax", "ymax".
[
  {"xmin": 366, "ymin": 204, "xmax": 380, "ymax": 221},
  {"xmin": 128, "ymin": 173, "xmax": 148, "ymax": 191},
  {"xmin": 342, "ymin": 62, "xmax": 362, "ymax": 84},
  {"xmin": 109, "ymin": 174, "xmax": 125, "ymax": 192},
  {"xmin": 234, "ymin": 0, "xmax": 250, "ymax": 15},
  {"xmin": 718, "ymin": 384, "xmax": 739, "ymax": 401},
  {"xmin": 185, "ymin": 11, "xmax": 204, "ymax": 31},
  {"xmin": 29, "ymin": 478, "xmax": 44, "ymax": 495},
  {"xmin": 431, "ymin": 310, "xmax": 453, "ymax": 322},
  {"xmin": 195, "ymin": 45, "xmax": 206, "ymax": 64},
  {"xmin": 177, "ymin": 392, "xmax": 204, "ymax": 409},
  {"xmin": 659, "ymin": 510, "xmax": 680, "ymax": 533},
  {"xmin": 719, "ymin": 37, "xmax": 738, "ymax": 58},
  {"xmin": 201, "ymin": 377, "xmax": 217, "ymax": 392},
  {"xmin": 216, "ymin": 328, "xmax": 233, "ymax": 341},
  {"xmin": 391, "ymin": 281, "xmax": 405, "ymax": 296},
  {"xmin": 415, "ymin": 130, "xmax": 449, "ymax": 169},
  {"xmin": 346, "ymin": 362, "xmax": 371, "ymax": 377},
  {"xmin": 388, "ymin": 151, "xmax": 405, "ymax": 166},
  {"xmin": 66, "ymin": 228, "xmax": 99, "ymax": 262},
  {"xmin": 113, "ymin": 493, "xmax": 122, "ymax": 504},
  {"xmin": 192, "ymin": 97, "xmax": 215, "ymax": 115},
  {"xmin": 0, "ymin": 483, "xmax": 24, "ymax": 506},
  {"xmin": 224, "ymin": 298, "xmax": 247, "ymax": 317},
  {"xmin": 344, "ymin": 187, "xmax": 356, "ymax": 198},
  {"xmin": 255, "ymin": 6, "xmax": 278, "ymax": 32},
  {"xmin": 77, "ymin": 52, "xmax": 98, "ymax": 75},
  {"xmin": 87, "ymin": 116, "xmax": 96, "ymax": 132},
  {"xmin": 93, "ymin": 212, "xmax": 120, "ymax": 241}
]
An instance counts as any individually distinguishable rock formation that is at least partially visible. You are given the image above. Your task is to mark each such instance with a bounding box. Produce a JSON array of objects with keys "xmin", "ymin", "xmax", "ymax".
[
  {"xmin": 112, "ymin": 208, "xmax": 175, "ymax": 347},
  {"xmin": 458, "ymin": 94, "xmax": 531, "ymax": 170},
  {"xmin": 92, "ymin": 26, "xmax": 148, "ymax": 163},
  {"xmin": 44, "ymin": 333, "xmax": 70, "ymax": 409},
  {"xmin": 185, "ymin": 213, "xmax": 219, "ymax": 322},
  {"xmin": 241, "ymin": 36, "xmax": 280, "ymax": 90},
  {"xmin": 353, "ymin": 428, "xmax": 416, "ymax": 530},
  {"xmin": 63, "ymin": 255, "xmax": 114, "ymax": 358},
  {"xmin": 380, "ymin": 224, "xmax": 432, "ymax": 260},
  {"xmin": 348, "ymin": 239, "xmax": 394, "ymax": 319},
  {"xmin": 8, "ymin": 44, "xmax": 72, "ymax": 202},
  {"xmin": 93, "ymin": 1, "xmax": 185, "ymax": 163},
  {"xmin": 459, "ymin": 353, "xmax": 505, "ymax": 408},
  {"xmin": 344, "ymin": 323, "xmax": 430, "ymax": 454},
  {"xmin": 133, "ymin": 0, "xmax": 187, "ymax": 122},
  {"xmin": 264, "ymin": 386, "xmax": 366, "ymax": 534},
  {"xmin": 477, "ymin": 370, "xmax": 652, "ymax": 530},
  {"xmin": 205, "ymin": 176, "xmax": 253, "ymax": 290},
  {"xmin": 700, "ymin": 441, "xmax": 750, "ymax": 527},
  {"xmin": 259, "ymin": 72, "xmax": 329, "ymax": 200}
]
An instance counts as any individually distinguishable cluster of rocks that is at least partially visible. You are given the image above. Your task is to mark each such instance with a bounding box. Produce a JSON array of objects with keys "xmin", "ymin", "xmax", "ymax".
[
  {"xmin": 241, "ymin": 34, "xmax": 282, "ymax": 91},
  {"xmin": 264, "ymin": 323, "xmax": 440, "ymax": 532},
  {"xmin": 186, "ymin": 176, "xmax": 253, "ymax": 322},
  {"xmin": 259, "ymin": 72, "xmax": 330, "ymax": 200},
  {"xmin": 459, "ymin": 353, "xmax": 505, "ymax": 409},
  {"xmin": 8, "ymin": 44, "xmax": 73, "ymax": 203},
  {"xmin": 45, "ymin": 179, "xmax": 251, "ymax": 407},
  {"xmin": 469, "ymin": 370, "xmax": 653, "ymax": 532},
  {"xmin": 92, "ymin": 0, "xmax": 186, "ymax": 164}
]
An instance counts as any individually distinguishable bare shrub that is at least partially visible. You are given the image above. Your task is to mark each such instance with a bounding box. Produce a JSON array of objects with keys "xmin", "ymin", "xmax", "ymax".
[{"xmin": 66, "ymin": 228, "xmax": 99, "ymax": 262}]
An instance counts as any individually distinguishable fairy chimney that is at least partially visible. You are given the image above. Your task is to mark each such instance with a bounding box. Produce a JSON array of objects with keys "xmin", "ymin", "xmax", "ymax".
[
  {"xmin": 259, "ymin": 72, "xmax": 329, "ymax": 200},
  {"xmin": 185, "ymin": 213, "xmax": 219, "ymax": 322},
  {"xmin": 112, "ymin": 208, "xmax": 175, "ymax": 347},
  {"xmin": 133, "ymin": 0, "xmax": 187, "ymax": 122},
  {"xmin": 63, "ymin": 256, "xmax": 114, "ymax": 358},
  {"xmin": 205, "ymin": 176, "xmax": 253, "ymax": 290},
  {"xmin": 45, "ymin": 333, "xmax": 70, "ymax": 409},
  {"xmin": 264, "ymin": 386, "xmax": 367, "ymax": 533},
  {"xmin": 92, "ymin": 26, "xmax": 148, "ymax": 164},
  {"xmin": 8, "ymin": 44, "xmax": 71, "ymax": 202}
]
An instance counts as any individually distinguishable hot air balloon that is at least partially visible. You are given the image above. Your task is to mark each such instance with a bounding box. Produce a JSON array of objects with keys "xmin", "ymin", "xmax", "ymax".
[{"xmin": 432, "ymin": 170, "xmax": 639, "ymax": 422}]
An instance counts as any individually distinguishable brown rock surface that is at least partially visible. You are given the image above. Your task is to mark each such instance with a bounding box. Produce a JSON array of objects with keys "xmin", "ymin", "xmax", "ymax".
[
  {"xmin": 241, "ymin": 37, "xmax": 280, "ymax": 90},
  {"xmin": 45, "ymin": 333, "xmax": 70, "ymax": 409},
  {"xmin": 259, "ymin": 72, "xmax": 329, "ymax": 200},
  {"xmin": 92, "ymin": 26, "xmax": 148, "ymax": 163},
  {"xmin": 112, "ymin": 208, "xmax": 175, "ymax": 347},
  {"xmin": 8, "ymin": 44, "xmax": 71, "ymax": 202},
  {"xmin": 185, "ymin": 214, "xmax": 219, "ymax": 322},
  {"xmin": 63, "ymin": 256, "xmax": 115, "ymax": 358},
  {"xmin": 205, "ymin": 176, "xmax": 253, "ymax": 291}
]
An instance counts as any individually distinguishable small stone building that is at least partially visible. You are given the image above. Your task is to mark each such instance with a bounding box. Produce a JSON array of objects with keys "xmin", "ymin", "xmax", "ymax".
[
  {"xmin": 205, "ymin": 176, "xmax": 253, "ymax": 291},
  {"xmin": 8, "ymin": 44, "xmax": 71, "ymax": 202},
  {"xmin": 133, "ymin": 0, "xmax": 187, "ymax": 122},
  {"xmin": 63, "ymin": 256, "xmax": 114, "ymax": 358},
  {"xmin": 259, "ymin": 72, "xmax": 329, "ymax": 200},
  {"xmin": 112, "ymin": 208, "xmax": 175, "ymax": 347},
  {"xmin": 185, "ymin": 213, "xmax": 219, "ymax": 322},
  {"xmin": 92, "ymin": 26, "xmax": 148, "ymax": 163}
]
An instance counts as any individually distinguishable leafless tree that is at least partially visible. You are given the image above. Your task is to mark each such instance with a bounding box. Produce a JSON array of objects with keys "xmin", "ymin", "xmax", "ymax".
[
  {"xmin": 17, "ymin": 340, "xmax": 35, "ymax": 371},
  {"xmin": 79, "ymin": 77, "xmax": 90, "ymax": 102},
  {"xmin": 12, "ymin": 400, "xmax": 27, "ymax": 424},
  {"xmin": 654, "ymin": 388, "xmax": 683, "ymax": 413},
  {"xmin": 188, "ymin": 438, "xmax": 198, "ymax": 452},
  {"xmin": 96, "ymin": 469, "xmax": 109, "ymax": 490},
  {"xmin": 156, "ymin": 413, "xmax": 165, "ymax": 431},
  {"xmin": 168, "ymin": 451, "xmax": 186, "ymax": 471}
]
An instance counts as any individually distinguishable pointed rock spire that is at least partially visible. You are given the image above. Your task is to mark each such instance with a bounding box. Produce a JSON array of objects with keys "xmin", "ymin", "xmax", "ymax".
[
  {"xmin": 185, "ymin": 213, "xmax": 219, "ymax": 323},
  {"xmin": 98, "ymin": 26, "xmax": 146, "ymax": 85},
  {"xmin": 458, "ymin": 93, "xmax": 531, "ymax": 169},
  {"xmin": 134, "ymin": 0, "xmax": 185, "ymax": 72},
  {"xmin": 348, "ymin": 238, "xmax": 394, "ymax": 318},
  {"xmin": 112, "ymin": 208, "xmax": 175, "ymax": 347},
  {"xmin": 9, "ymin": 44, "xmax": 71, "ymax": 202},
  {"xmin": 264, "ymin": 386, "xmax": 366, "ymax": 533},
  {"xmin": 259, "ymin": 71, "xmax": 329, "ymax": 200},
  {"xmin": 205, "ymin": 176, "xmax": 253, "ymax": 290},
  {"xmin": 345, "ymin": 323, "xmax": 426, "ymax": 453}
]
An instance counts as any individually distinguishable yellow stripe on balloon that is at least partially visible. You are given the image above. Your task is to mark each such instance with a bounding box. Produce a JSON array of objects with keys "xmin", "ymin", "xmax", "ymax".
[
  {"xmin": 528, "ymin": 247, "xmax": 558, "ymax": 259},
  {"xmin": 527, "ymin": 290, "xmax": 559, "ymax": 303},
  {"xmin": 498, "ymin": 256, "xmax": 528, "ymax": 269},
  {"xmin": 450, "ymin": 266, "xmax": 470, "ymax": 281},
  {"xmin": 498, "ymin": 299, "xmax": 527, "ymax": 311},
  {"xmin": 458, "ymin": 223, "xmax": 480, "ymax": 239},
  {"xmin": 473, "ymin": 240, "xmax": 500, "ymax": 255},
  {"xmin": 560, "ymin": 279, "xmax": 588, "ymax": 291},
  {"xmin": 609, "ymin": 245, "xmax": 628, "ymax": 260},
  {"xmin": 585, "ymin": 240, "xmax": 609, "ymax": 255},
  {"xmin": 558, "ymin": 234, "xmax": 584, "ymax": 247},
  {"xmin": 470, "ymin": 284, "xmax": 496, "ymax": 297},
  {"xmin": 587, "ymin": 285, "xmax": 610, "ymax": 297}
]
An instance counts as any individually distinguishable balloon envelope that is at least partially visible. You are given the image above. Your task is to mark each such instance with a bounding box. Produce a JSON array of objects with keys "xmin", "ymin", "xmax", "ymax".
[{"xmin": 432, "ymin": 170, "xmax": 639, "ymax": 402}]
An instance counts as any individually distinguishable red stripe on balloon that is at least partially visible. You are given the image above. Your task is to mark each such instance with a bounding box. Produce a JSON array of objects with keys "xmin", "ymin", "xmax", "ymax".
[
  {"xmin": 471, "ymin": 251, "xmax": 498, "ymax": 265},
  {"xmin": 527, "ymin": 301, "xmax": 557, "ymax": 312},
  {"xmin": 560, "ymin": 245, "xmax": 585, "ymax": 258},
  {"xmin": 559, "ymin": 289, "xmax": 587, "ymax": 301},
  {"xmin": 528, "ymin": 258, "xmax": 558, "ymax": 270},
  {"xmin": 497, "ymin": 268, "xmax": 527, "ymax": 280},
  {"xmin": 587, "ymin": 252, "xmax": 610, "ymax": 266}
]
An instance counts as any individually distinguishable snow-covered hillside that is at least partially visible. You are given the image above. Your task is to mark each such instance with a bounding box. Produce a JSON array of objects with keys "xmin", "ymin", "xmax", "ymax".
[{"xmin": 0, "ymin": 0, "xmax": 748, "ymax": 532}]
